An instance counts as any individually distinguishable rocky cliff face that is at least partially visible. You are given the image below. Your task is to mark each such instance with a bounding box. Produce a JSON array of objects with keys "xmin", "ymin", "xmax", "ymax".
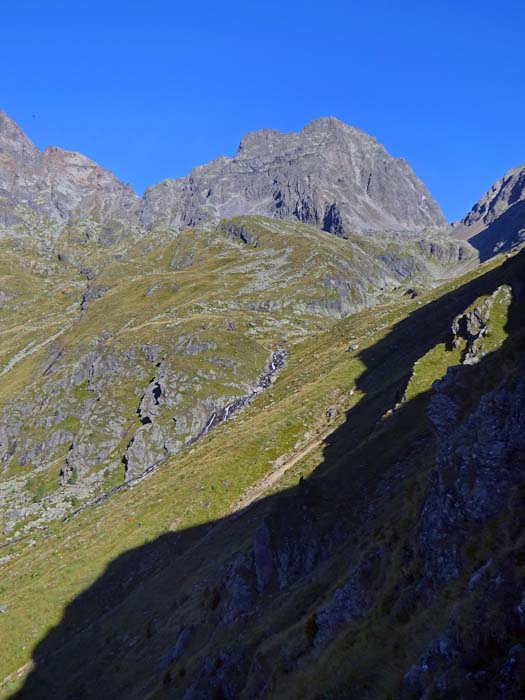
[
  {"xmin": 141, "ymin": 117, "xmax": 446, "ymax": 234},
  {"xmin": 0, "ymin": 111, "xmax": 140, "ymax": 232},
  {"xmin": 463, "ymin": 165, "xmax": 525, "ymax": 230},
  {"xmin": 455, "ymin": 164, "xmax": 525, "ymax": 260}
]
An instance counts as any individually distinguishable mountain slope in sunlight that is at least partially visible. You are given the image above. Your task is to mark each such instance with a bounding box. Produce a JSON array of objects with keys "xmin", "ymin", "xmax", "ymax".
[{"xmin": 0, "ymin": 216, "xmax": 472, "ymax": 539}]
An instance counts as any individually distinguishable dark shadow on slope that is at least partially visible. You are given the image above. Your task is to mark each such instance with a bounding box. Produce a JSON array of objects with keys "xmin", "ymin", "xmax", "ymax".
[
  {"xmin": 9, "ymin": 250, "xmax": 525, "ymax": 700},
  {"xmin": 465, "ymin": 201, "xmax": 525, "ymax": 262}
]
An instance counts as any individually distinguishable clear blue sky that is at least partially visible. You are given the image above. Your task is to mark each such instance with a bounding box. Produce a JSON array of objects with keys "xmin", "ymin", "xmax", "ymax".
[{"xmin": 1, "ymin": 0, "xmax": 523, "ymax": 221}]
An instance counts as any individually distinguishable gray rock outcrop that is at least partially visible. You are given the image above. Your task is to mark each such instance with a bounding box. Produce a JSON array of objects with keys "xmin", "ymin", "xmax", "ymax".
[
  {"xmin": 0, "ymin": 112, "xmax": 447, "ymax": 239},
  {"xmin": 450, "ymin": 285, "xmax": 512, "ymax": 364},
  {"xmin": 420, "ymin": 374, "xmax": 525, "ymax": 586},
  {"xmin": 313, "ymin": 571, "xmax": 370, "ymax": 648},
  {"xmin": 0, "ymin": 111, "xmax": 140, "ymax": 233},
  {"xmin": 141, "ymin": 117, "xmax": 446, "ymax": 235},
  {"xmin": 454, "ymin": 164, "xmax": 525, "ymax": 260},
  {"xmin": 463, "ymin": 165, "xmax": 525, "ymax": 231}
]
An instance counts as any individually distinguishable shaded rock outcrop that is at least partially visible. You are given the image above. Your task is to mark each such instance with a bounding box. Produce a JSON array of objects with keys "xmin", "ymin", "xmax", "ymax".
[
  {"xmin": 455, "ymin": 164, "xmax": 525, "ymax": 260},
  {"xmin": 313, "ymin": 570, "xmax": 371, "ymax": 648},
  {"xmin": 420, "ymin": 373, "xmax": 525, "ymax": 587}
]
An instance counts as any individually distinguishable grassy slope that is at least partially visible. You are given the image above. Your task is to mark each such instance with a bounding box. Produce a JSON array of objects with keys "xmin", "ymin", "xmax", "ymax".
[
  {"xmin": 0, "ymin": 216, "xmax": 472, "ymax": 540},
  {"xmin": 0, "ymin": 242, "xmax": 511, "ymax": 697}
]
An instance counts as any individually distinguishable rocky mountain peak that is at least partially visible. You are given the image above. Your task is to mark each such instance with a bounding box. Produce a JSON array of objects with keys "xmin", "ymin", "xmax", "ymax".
[
  {"xmin": 0, "ymin": 112, "xmax": 140, "ymax": 232},
  {"xmin": 236, "ymin": 117, "xmax": 374, "ymax": 158},
  {"xmin": 301, "ymin": 115, "xmax": 371, "ymax": 141},
  {"xmin": 141, "ymin": 117, "xmax": 446, "ymax": 234},
  {"xmin": 462, "ymin": 164, "xmax": 525, "ymax": 229},
  {"xmin": 0, "ymin": 110, "xmax": 39, "ymax": 166},
  {"xmin": 0, "ymin": 111, "xmax": 446, "ymax": 237},
  {"xmin": 454, "ymin": 163, "xmax": 525, "ymax": 260},
  {"xmin": 237, "ymin": 128, "xmax": 286, "ymax": 155},
  {"xmin": 236, "ymin": 117, "xmax": 364, "ymax": 154}
]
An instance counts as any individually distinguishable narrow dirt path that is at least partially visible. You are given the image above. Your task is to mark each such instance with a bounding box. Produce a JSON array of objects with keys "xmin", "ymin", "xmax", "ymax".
[
  {"xmin": 180, "ymin": 422, "xmax": 339, "ymax": 560},
  {"xmin": 230, "ymin": 425, "xmax": 334, "ymax": 515}
]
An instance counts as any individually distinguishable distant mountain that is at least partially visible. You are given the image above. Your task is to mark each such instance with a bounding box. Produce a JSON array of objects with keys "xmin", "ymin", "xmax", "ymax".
[
  {"xmin": 141, "ymin": 117, "xmax": 446, "ymax": 234},
  {"xmin": 454, "ymin": 164, "xmax": 525, "ymax": 260},
  {"xmin": 0, "ymin": 111, "xmax": 140, "ymax": 232},
  {"xmin": 0, "ymin": 112, "xmax": 446, "ymax": 237}
]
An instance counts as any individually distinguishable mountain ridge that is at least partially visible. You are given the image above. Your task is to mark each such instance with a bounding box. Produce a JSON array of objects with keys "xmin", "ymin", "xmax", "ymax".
[
  {"xmin": 0, "ymin": 110, "xmax": 140, "ymax": 231},
  {"xmin": 141, "ymin": 115, "xmax": 447, "ymax": 235},
  {"xmin": 454, "ymin": 163, "xmax": 525, "ymax": 260},
  {"xmin": 0, "ymin": 111, "xmax": 446, "ymax": 236}
]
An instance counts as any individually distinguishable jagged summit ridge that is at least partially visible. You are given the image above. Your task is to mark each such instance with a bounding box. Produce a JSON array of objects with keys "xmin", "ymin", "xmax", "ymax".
[
  {"xmin": 454, "ymin": 163, "xmax": 525, "ymax": 260},
  {"xmin": 462, "ymin": 163, "xmax": 525, "ymax": 229},
  {"xmin": 141, "ymin": 116, "xmax": 446, "ymax": 234},
  {"xmin": 0, "ymin": 110, "xmax": 40, "ymax": 166},
  {"xmin": 0, "ymin": 110, "xmax": 140, "ymax": 231},
  {"xmin": 0, "ymin": 111, "xmax": 445, "ymax": 237}
]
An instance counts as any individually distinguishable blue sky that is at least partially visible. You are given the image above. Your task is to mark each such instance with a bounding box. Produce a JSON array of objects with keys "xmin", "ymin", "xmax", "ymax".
[{"xmin": 0, "ymin": 0, "xmax": 523, "ymax": 221}]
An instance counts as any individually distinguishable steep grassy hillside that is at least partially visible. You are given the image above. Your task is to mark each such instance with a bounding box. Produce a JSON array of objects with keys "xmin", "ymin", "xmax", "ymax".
[
  {"xmin": 1, "ymin": 239, "xmax": 521, "ymax": 700},
  {"xmin": 0, "ymin": 217, "xmax": 472, "ymax": 539}
]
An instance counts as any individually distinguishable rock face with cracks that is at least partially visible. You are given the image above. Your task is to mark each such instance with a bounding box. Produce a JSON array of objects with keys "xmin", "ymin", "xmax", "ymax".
[
  {"xmin": 141, "ymin": 117, "xmax": 446, "ymax": 235},
  {"xmin": 454, "ymin": 163, "xmax": 525, "ymax": 260}
]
